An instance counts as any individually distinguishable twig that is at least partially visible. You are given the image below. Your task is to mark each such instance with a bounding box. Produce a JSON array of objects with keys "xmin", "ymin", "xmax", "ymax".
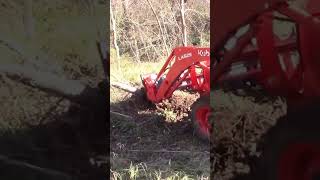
[
  {"xmin": 126, "ymin": 149, "xmax": 209, "ymax": 154},
  {"xmin": 0, "ymin": 37, "xmax": 27, "ymax": 58},
  {"xmin": 110, "ymin": 111, "xmax": 132, "ymax": 119},
  {"xmin": 38, "ymin": 97, "xmax": 65, "ymax": 126}
]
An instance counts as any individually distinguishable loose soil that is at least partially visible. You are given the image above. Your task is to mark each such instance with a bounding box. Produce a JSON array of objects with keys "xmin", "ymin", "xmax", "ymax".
[
  {"xmin": 209, "ymin": 91, "xmax": 286, "ymax": 179},
  {"xmin": 110, "ymin": 88, "xmax": 210, "ymax": 179},
  {"xmin": 110, "ymin": 86, "xmax": 287, "ymax": 179}
]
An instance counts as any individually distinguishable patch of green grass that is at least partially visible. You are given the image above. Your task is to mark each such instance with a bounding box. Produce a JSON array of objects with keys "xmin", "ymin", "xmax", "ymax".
[
  {"xmin": 158, "ymin": 108, "xmax": 178, "ymax": 123},
  {"xmin": 110, "ymin": 49, "xmax": 165, "ymax": 85}
]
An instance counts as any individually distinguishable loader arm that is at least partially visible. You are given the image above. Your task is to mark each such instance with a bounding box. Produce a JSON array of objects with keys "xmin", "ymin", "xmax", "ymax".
[
  {"xmin": 211, "ymin": 0, "xmax": 320, "ymax": 101},
  {"xmin": 141, "ymin": 46, "xmax": 210, "ymax": 103}
]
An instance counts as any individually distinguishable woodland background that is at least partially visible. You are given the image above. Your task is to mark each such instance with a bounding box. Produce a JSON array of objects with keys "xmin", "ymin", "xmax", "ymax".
[{"xmin": 110, "ymin": 0, "xmax": 210, "ymax": 62}]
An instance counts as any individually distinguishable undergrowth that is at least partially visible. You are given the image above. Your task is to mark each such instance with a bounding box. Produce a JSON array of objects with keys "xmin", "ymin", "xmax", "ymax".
[{"xmin": 110, "ymin": 48, "xmax": 165, "ymax": 86}]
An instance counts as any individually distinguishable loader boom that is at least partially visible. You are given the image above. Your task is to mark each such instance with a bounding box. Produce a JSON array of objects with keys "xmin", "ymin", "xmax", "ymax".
[
  {"xmin": 141, "ymin": 46, "xmax": 210, "ymax": 103},
  {"xmin": 210, "ymin": 1, "xmax": 320, "ymax": 179}
]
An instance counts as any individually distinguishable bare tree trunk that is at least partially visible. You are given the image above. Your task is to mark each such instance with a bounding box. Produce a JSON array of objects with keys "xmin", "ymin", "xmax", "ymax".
[
  {"xmin": 145, "ymin": 0, "xmax": 170, "ymax": 56},
  {"xmin": 23, "ymin": 0, "xmax": 35, "ymax": 41},
  {"xmin": 180, "ymin": 0, "xmax": 187, "ymax": 46},
  {"xmin": 0, "ymin": 63, "xmax": 86, "ymax": 100},
  {"xmin": 0, "ymin": 38, "xmax": 85, "ymax": 99},
  {"xmin": 110, "ymin": 81, "xmax": 138, "ymax": 93},
  {"xmin": 133, "ymin": 36, "xmax": 141, "ymax": 63},
  {"xmin": 137, "ymin": 26, "xmax": 151, "ymax": 61},
  {"xmin": 121, "ymin": 0, "xmax": 141, "ymax": 62},
  {"xmin": 161, "ymin": 16, "xmax": 171, "ymax": 50},
  {"xmin": 110, "ymin": 1, "xmax": 120, "ymax": 59},
  {"xmin": 0, "ymin": 62, "xmax": 108, "ymax": 109}
]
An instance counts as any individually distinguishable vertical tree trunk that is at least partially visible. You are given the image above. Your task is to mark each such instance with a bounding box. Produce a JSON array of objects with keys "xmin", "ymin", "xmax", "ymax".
[
  {"xmin": 121, "ymin": 0, "xmax": 140, "ymax": 60},
  {"xmin": 110, "ymin": 1, "xmax": 120, "ymax": 59},
  {"xmin": 180, "ymin": 0, "xmax": 187, "ymax": 46},
  {"xmin": 137, "ymin": 26, "xmax": 151, "ymax": 61},
  {"xmin": 133, "ymin": 35, "xmax": 141, "ymax": 63},
  {"xmin": 146, "ymin": 0, "xmax": 170, "ymax": 56}
]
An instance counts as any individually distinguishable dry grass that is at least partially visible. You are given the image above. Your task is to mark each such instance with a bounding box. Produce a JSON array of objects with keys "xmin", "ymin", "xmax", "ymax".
[
  {"xmin": 210, "ymin": 90, "xmax": 286, "ymax": 179},
  {"xmin": 110, "ymin": 49, "xmax": 165, "ymax": 86}
]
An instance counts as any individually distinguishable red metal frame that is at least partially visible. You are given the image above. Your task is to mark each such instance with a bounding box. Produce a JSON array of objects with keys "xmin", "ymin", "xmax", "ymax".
[
  {"xmin": 211, "ymin": 0, "xmax": 320, "ymax": 179},
  {"xmin": 141, "ymin": 46, "xmax": 210, "ymax": 103},
  {"xmin": 211, "ymin": 1, "xmax": 320, "ymax": 108},
  {"xmin": 196, "ymin": 105, "xmax": 211, "ymax": 136}
]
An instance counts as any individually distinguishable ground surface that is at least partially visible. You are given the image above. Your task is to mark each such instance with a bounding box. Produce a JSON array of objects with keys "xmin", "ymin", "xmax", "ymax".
[
  {"xmin": 110, "ymin": 56, "xmax": 287, "ymax": 179},
  {"xmin": 209, "ymin": 91, "xmax": 286, "ymax": 179},
  {"xmin": 110, "ymin": 57, "xmax": 210, "ymax": 179},
  {"xmin": 110, "ymin": 88, "xmax": 210, "ymax": 179}
]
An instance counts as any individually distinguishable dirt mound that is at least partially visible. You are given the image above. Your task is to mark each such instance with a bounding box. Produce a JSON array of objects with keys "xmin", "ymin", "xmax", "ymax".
[{"xmin": 156, "ymin": 91, "xmax": 200, "ymax": 122}]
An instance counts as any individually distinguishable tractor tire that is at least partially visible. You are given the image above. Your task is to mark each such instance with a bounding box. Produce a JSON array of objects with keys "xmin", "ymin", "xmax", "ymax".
[
  {"xmin": 191, "ymin": 96, "xmax": 211, "ymax": 142},
  {"xmin": 251, "ymin": 102, "xmax": 320, "ymax": 180}
]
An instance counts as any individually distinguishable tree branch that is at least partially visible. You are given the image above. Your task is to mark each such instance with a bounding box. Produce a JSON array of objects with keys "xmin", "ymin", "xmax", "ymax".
[
  {"xmin": 110, "ymin": 81, "xmax": 138, "ymax": 93},
  {"xmin": 0, "ymin": 63, "xmax": 86, "ymax": 100},
  {"xmin": 0, "ymin": 154, "xmax": 73, "ymax": 179},
  {"xmin": 145, "ymin": 0, "xmax": 170, "ymax": 56}
]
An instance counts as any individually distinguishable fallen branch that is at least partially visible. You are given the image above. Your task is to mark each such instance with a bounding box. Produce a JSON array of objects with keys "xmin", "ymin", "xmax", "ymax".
[
  {"xmin": 0, "ymin": 37, "xmax": 29, "ymax": 58},
  {"xmin": 126, "ymin": 149, "xmax": 210, "ymax": 154},
  {"xmin": 0, "ymin": 63, "xmax": 86, "ymax": 101},
  {"xmin": 110, "ymin": 111, "xmax": 132, "ymax": 119},
  {"xmin": 0, "ymin": 37, "xmax": 107, "ymax": 108},
  {"xmin": 110, "ymin": 81, "xmax": 138, "ymax": 93},
  {"xmin": 0, "ymin": 155, "xmax": 73, "ymax": 179}
]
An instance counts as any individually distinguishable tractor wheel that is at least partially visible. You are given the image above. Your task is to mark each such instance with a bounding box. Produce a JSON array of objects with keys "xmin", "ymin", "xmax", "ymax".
[
  {"xmin": 252, "ymin": 103, "xmax": 320, "ymax": 180},
  {"xmin": 191, "ymin": 96, "xmax": 211, "ymax": 141}
]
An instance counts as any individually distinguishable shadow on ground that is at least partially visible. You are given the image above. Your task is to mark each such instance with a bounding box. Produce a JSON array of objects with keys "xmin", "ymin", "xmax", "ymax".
[
  {"xmin": 0, "ymin": 89, "xmax": 107, "ymax": 180},
  {"xmin": 110, "ymin": 90, "xmax": 210, "ymax": 178}
]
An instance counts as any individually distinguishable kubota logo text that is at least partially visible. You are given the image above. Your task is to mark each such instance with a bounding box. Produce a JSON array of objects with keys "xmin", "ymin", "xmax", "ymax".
[
  {"xmin": 178, "ymin": 53, "xmax": 192, "ymax": 60},
  {"xmin": 198, "ymin": 49, "xmax": 210, "ymax": 56}
]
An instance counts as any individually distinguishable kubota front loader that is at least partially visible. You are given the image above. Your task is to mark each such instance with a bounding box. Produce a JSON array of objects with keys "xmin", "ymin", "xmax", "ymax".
[{"xmin": 141, "ymin": 46, "xmax": 211, "ymax": 140}]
